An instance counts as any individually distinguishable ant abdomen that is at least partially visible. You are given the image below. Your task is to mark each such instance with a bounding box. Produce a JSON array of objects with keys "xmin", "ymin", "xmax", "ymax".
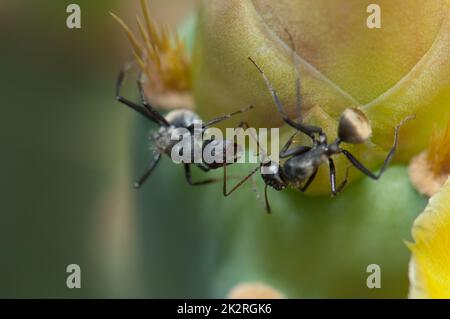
[{"xmin": 338, "ymin": 108, "xmax": 372, "ymax": 144}]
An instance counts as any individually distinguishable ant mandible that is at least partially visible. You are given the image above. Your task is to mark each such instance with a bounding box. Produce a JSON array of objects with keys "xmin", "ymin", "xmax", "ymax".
[
  {"xmin": 115, "ymin": 63, "xmax": 253, "ymax": 188},
  {"xmin": 223, "ymin": 56, "xmax": 414, "ymax": 213}
]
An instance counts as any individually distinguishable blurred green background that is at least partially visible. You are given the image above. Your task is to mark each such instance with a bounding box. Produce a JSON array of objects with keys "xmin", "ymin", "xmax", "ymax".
[{"xmin": 0, "ymin": 0, "xmax": 200, "ymax": 298}]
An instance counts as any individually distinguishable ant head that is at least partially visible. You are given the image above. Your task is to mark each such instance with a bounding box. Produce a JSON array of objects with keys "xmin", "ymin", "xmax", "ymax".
[
  {"xmin": 338, "ymin": 108, "xmax": 372, "ymax": 144},
  {"xmin": 261, "ymin": 161, "xmax": 286, "ymax": 191}
]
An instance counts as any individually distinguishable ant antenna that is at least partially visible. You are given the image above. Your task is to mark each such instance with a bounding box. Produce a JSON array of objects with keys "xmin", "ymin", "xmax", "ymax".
[
  {"xmin": 247, "ymin": 56, "xmax": 287, "ymax": 120},
  {"xmin": 222, "ymin": 122, "xmax": 277, "ymax": 214},
  {"xmin": 222, "ymin": 123, "xmax": 270, "ymax": 195},
  {"xmin": 248, "ymin": 56, "xmax": 322, "ymax": 140}
]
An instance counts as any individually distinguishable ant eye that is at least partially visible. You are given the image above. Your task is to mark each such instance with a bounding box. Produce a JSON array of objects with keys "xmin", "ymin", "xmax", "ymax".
[{"xmin": 338, "ymin": 108, "xmax": 372, "ymax": 144}]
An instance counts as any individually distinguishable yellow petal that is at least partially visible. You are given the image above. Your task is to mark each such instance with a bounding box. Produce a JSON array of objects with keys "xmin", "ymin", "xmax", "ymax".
[{"xmin": 408, "ymin": 177, "xmax": 450, "ymax": 298}]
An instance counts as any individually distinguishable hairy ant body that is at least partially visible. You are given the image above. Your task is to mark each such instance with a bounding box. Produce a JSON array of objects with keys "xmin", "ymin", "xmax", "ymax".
[
  {"xmin": 223, "ymin": 57, "xmax": 414, "ymax": 213},
  {"xmin": 115, "ymin": 64, "xmax": 252, "ymax": 188}
]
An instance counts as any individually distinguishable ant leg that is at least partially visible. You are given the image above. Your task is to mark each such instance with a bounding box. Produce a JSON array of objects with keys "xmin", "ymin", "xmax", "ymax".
[
  {"xmin": 235, "ymin": 121, "xmax": 268, "ymax": 162},
  {"xmin": 184, "ymin": 164, "xmax": 220, "ymax": 186},
  {"xmin": 299, "ymin": 168, "xmax": 318, "ymax": 192},
  {"xmin": 328, "ymin": 158, "xmax": 350, "ymax": 196},
  {"xmin": 280, "ymin": 132, "xmax": 297, "ymax": 154},
  {"xmin": 136, "ymin": 75, "xmax": 170, "ymax": 126},
  {"xmin": 335, "ymin": 166, "xmax": 351, "ymax": 194},
  {"xmin": 329, "ymin": 158, "xmax": 338, "ymax": 195},
  {"xmin": 264, "ymin": 184, "xmax": 271, "ymax": 214},
  {"xmin": 341, "ymin": 114, "xmax": 414, "ymax": 180},
  {"xmin": 295, "ymin": 77, "xmax": 301, "ymax": 119},
  {"xmin": 285, "ymin": 29, "xmax": 326, "ymax": 143},
  {"xmin": 223, "ymin": 163, "xmax": 260, "ymax": 196},
  {"xmin": 115, "ymin": 66, "xmax": 163, "ymax": 125},
  {"xmin": 341, "ymin": 150, "xmax": 378, "ymax": 179},
  {"xmin": 279, "ymin": 132, "xmax": 311, "ymax": 158},
  {"xmin": 134, "ymin": 153, "xmax": 162, "ymax": 189},
  {"xmin": 283, "ymin": 28, "xmax": 301, "ymax": 118},
  {"xmin": 248, "ymin": 56, "xmax": 322, "ymax": 140},
  {"xmin": 136, "ymin": 73, "xmax": 148, "ymax": 106},
  {"xmin": 199, "ymin": 105, "xmax": 254, "ymax": 128},
  {"xmin": 280, "ymin": 146, "xmax": 311, "ymax": 159}
]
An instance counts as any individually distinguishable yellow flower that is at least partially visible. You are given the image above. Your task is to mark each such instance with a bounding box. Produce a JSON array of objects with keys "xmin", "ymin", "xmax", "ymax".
[
  {"xmin": 409, "ymin": 118, "xmax": 450, "ymax": 196},
  {"xmin": 111, "ymin": 0, "xmax": 192, "ymax": 109},
  {"xmin": 408, "ymin": 177, "xmax": 450, "ymax": 298}
]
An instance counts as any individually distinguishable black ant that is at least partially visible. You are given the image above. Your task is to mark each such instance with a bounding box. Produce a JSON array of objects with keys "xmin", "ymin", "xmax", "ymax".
[
  {"xmin": 223, "ymin": 57, "xmax": 414, "ymax": 213},
  {"xmin": 115, "ymin": 64, "xmax": 253, "ymax": 188}
]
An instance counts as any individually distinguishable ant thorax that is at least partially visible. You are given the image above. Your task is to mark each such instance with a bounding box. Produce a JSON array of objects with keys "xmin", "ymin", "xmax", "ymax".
[{"xmin": 283, "ymin": 146, "xmax": 328, "ymax": 188}]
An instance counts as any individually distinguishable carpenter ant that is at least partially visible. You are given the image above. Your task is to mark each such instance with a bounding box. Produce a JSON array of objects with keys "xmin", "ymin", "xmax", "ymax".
[
  {"xmin": 115, "ymin": 64, "xmax": 253, "ymax": 188},
  {"xmin": 223, "ymin": 57, "xmax": 414, "ymax": 213}
]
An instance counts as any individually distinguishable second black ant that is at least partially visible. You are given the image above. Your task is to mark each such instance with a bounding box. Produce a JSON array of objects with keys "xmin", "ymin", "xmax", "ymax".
[{"xmin": 223, "ymin": 57, "xmax": 414, "ymax": 213}]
